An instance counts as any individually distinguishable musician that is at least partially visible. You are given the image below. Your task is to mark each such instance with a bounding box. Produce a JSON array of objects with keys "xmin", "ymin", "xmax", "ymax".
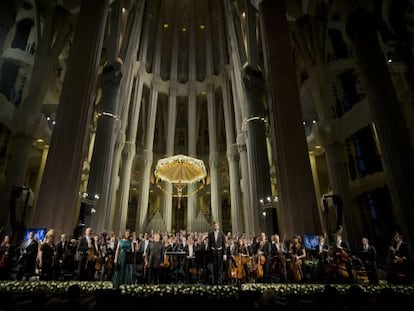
[
  {"xmin": 16, "ymin": 231, "xmax": 38, "ymax": 280},
  {"xmin": 270, "ymin": 234, "xmax": 287, "ymax": 282},
  {"xmin": 0, "ymin": 235, "xmax": 12, "ymax": 280},
  {"xmin": 183, "ymin": 236, "xmax": 197, "ymax": 283},
  {"xmin": 103, "ymin": 235, "xmax": 117, "ymax": 281},
  {"xmin": 208, "ymin": 221, "xmax": 226, "ymax": 284},
  {"xmin": 254, "ymin": 232, "xmax": 273, "ymax": 283},
  {"xmin": 388, "ymin": 232, "xmax": 411, "ymax": 284},
  {"xmin": 286, "ymin": 235, "xmax": 306, "ymax": 283},
  {"xmin": 314, "ymin": 234, "xmax": 330, "ymax": 282},
  {"xmin": 76, "ymin": 227, "xmax": 97, "ymax": 281},
  {"xmin": 332, "ymin": 232, "xmax": 354, "ymax": 283},
  {"xmin": 55, "ymin": 233, "xmax": 69, "ymax": 279},
  {"xmin": 359, "ymin": 237, "xmax": 378, "ymax": 284},
  {"xmin": 146, "ymin": 232, "xmax": 164, "ymax": 284},
  {"xmin": 138, "ymin": 232, "xmax": 151, "ymax": 283},
  {"xmin": 38, "ymin": 233, "xmax": 56, "ymax": 280}
]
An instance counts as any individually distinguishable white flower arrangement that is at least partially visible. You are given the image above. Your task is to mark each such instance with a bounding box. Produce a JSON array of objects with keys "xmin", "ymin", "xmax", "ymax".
[
  {"xmin": 0, "ymin": 280, "xmax": 113, "ymax": 295},
  {"xmin": 240, "ymin": 283, "xmax": 414, "ymax": 297},
  {"xmin": 1, "ymin": 281, "xmax": 413, "ymax": 299},
  {"xmin": 119, "ymin": 284, "xmax": 239, "ymax": 299}
]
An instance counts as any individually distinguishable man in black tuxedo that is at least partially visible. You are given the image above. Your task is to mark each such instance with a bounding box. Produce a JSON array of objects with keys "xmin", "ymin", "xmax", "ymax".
[
  {"xmin": 207, "ymin": 221, "xmax": 226, "ymax": 284},
  {"xmin": 359, "ymin": 237, "xmax": 378, "ymax": 284},
  {"xmin": 76, "ymin": 227, "xmax": 97, "ymax": 281},
  {"xmin": 17, "ymin": 231, "xmax": 38, "ymax": 280}
]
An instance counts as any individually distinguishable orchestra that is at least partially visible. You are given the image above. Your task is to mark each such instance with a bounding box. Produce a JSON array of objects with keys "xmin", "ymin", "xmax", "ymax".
[{"xmin": 0, "ymin": 228, "xmax": 411, "ymax": 285}]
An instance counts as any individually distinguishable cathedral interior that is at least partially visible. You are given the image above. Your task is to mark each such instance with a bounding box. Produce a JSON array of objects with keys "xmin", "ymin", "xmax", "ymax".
[{"xmin": 1, "ymin": 0, "xmax": 414, "ymax": 261}]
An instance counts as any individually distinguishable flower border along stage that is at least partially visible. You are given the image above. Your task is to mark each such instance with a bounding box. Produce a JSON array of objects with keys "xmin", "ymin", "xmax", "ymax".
[{"xmin": 0, "ymin": 281, "xmax": 413, "ymax": 299}]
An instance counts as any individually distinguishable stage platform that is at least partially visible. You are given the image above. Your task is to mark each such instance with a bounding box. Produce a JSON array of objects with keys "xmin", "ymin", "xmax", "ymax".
[{"xmin": 0, "ymin": 281, "xmax": 413, "ymax": 310}]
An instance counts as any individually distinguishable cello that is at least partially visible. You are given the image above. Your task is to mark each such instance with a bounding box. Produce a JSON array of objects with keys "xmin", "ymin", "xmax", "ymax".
[
  {"xmin": 254, "ymin": 253, "xmax": 265, "ymax": 280},
  {"xmin": 228, "ymin": 254, "xmax": 245, "ymax": 280}
]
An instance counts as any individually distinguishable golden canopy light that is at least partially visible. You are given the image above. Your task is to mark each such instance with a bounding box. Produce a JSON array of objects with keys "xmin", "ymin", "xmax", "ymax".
[{"xmin": 154, "ymin": 154, "xmax": 207, "ymax": 207}]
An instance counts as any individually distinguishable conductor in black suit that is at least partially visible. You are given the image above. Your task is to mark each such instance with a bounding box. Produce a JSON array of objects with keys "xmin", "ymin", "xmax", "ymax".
[{"xmin": 208, "ymin": 221, "xmax": 226, "ymax": 284}]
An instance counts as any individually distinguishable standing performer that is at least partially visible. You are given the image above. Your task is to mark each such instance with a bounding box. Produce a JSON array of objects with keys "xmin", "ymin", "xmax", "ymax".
[
  {"xmin": 208, "ymin": 221, "xmax": 226, "ymax": 284},
  {"xmin": 77, "ymin": 227, "xmax": 97, "ymax": 281}
]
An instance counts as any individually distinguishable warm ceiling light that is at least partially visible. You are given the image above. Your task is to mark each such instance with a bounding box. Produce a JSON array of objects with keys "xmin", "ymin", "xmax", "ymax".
[
  {"xmin": 200, "ymin": 24, "xmax": 205, "ymax": 29},
  {"xmin": 242, "ymin": 12, "xmax": 246, "ymax": 18},
  {"xmin": 182, "ymin": 27, "xmax": 187, "ymax": 32},
  {"xmin": 163, "ymin": 23, "xmax": 169, "ymax": 28}
]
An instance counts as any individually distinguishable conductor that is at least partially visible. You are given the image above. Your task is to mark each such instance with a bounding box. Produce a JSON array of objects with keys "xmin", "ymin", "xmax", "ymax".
[{"xmin": 208, "ymin": 221, "xmax": 227, "ymax": 284}]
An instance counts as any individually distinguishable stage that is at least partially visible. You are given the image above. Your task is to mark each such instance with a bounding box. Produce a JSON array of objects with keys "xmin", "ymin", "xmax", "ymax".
[{"xmin": 0, "ymin": 281, "xmax": 413, "ymax": 310}]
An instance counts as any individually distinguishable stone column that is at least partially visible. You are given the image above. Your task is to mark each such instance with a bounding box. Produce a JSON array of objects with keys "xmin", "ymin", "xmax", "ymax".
[
  {"xmin": 31, "ymin": 0, "xmax": 109, "ymax": 235},
  {"xmin": 257, "ymin": 0, "xmax": 320, "ymax": 236},
  {"xmin": 136, "ymin": 85, "xmax": 159, "ymax": 231},
  {"xmin": 227, "ymin": 144, "xmax": 242, "ymax": 234},
  {"xmin": 347, "ymin": 7, "xmax": 414, "ymax": 243},
  {"xmin": 207, "ymin": 84, "xmax": 221, "ymax": 223},
  {"xmin": 109, "ymin": 1, "xmax": 146, "ymax": 232},
  {"xmin": 187, "ymin": 83, "xmax": 197, "ymax": 231},
  {"xmin": 163, "ymin": 84, "xmax": 178, "ymax": 231},
  {"xmin": 115, "ymin": 75, "xmax": 145, "ymax": 232},
  {"xmin": 86, "ymin": 60, "xmax": 122, "ymax": 232},
  {"xmin": 242, "ymin": 65, "xmax": 273, "ymax": 235}
]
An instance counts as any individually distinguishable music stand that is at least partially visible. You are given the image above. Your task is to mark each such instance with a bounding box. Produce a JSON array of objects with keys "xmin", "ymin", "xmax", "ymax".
[
  {"xmin": 195, "ymin": 250, "xmax": 211, "ymax": 284},
  {"xmin": 132, "ymin": 251, "xmax": 144, "ymax": 283}
]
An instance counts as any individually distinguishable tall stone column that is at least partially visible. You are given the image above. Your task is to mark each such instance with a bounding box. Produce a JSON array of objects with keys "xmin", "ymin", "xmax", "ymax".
[
  {"xmin": 207, "ymin": 84, "xmax": 221, "ymax": 223},
  {"xmin": 115, "ymin": 76, "xmax": 144, "ymax": 232},
  {"xmin": 163, "ymin": 84, "xmax": 178, "ymax": 231},
  {"xmin": 227, "ymin": 144, "xmax": 242, "ymax": 234},
  {"xmin": 257, "ymin": 0, "xmax": 320, "ymax": 237},
  {"xmin": 187, "ymin": 83, "xmax": 197, "ymax": 230},
  {"xmin": 228, "ymin": 68, "xmax": 251, "ymax": 234},
  {"xmin": 222, "ymin": 77, "xmax": 243, "ymax": 234},
  {"xmin": 347, "ymin": 8, "xmax": 414, "ymax": 243},
  {"xmin": 136, "ymin": 85, "xmax": 159, "ymax": 231},
  {"xmin": 242, "ymin": 65, "xmax": 273, "ymax": 235},
  {"xmin": 109, "ymin": 1, "xmax": 146, "ymax": 232},
  {"xmin": 86, "ymin": 60, "xmax": 122, "ymax": 232},
  {"xmin": 31, "ymin": 0, "xmax": 109, "ymax": 236}
]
